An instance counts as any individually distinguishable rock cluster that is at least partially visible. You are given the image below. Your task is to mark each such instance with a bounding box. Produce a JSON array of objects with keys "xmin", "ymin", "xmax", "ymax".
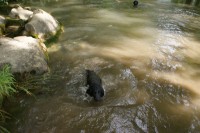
[
  {"xmin": 0, "ymin": 36, "xmax": 48, "ymax": 74},
  {"xmin": 0, "ymin": 5, "xmax": 61, "ymax": 75}
]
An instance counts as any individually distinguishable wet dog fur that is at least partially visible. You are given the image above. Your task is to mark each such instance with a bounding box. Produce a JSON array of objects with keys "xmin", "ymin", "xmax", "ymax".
[{"xmin": 86, "ymin": 70, "xmax": 104, "ymax": 101}]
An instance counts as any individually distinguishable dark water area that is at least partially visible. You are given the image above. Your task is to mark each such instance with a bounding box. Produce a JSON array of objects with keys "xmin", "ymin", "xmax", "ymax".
[{"xmin": 4, "ymin": 0, "xmax": 200, "ymax": 132}]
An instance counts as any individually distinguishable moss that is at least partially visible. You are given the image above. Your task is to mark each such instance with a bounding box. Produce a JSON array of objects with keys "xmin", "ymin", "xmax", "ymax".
[
  {"xmin": 44, "ymin": 23, "xmax": 64, "ymax": 46},
  {"xmin": 4, "ymin": 18, "xmax": 25, "ymax": 37},
  {"xmin": 0, "ymin": 24, "xmax": 5, "ymax": 36},
  {"xmin": 0, "ymin": 29, "xmax": 3, "ymax": 36},
  {"xmin": 5, "ymin": 18, "xmax": 25, "ymax": 27}
]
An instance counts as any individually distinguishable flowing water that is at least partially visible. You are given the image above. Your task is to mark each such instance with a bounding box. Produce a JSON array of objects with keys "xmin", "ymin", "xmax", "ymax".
[{"xmin": 5, "ymin": 0, "xmax": 200, "ymax": 132}]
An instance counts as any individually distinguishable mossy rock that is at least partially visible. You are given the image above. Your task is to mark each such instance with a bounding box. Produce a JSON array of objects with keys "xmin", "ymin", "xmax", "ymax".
[{"xmin": 24, "ymin": 9, "xmax": 60, "ymax": 42}]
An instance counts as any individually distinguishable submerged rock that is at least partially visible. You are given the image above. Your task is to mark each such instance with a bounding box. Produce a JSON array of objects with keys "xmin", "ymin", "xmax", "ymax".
[
  {"xmin": 9, "ymin": 5, "xmax": 33, "ymax": 21},
  {"xmin": 25, "ymin": 9, "xmax": 60, "ymax": 41},
  {"xmin": 0, "ymin": 36, "xmax": 48, "ymax": 74}
]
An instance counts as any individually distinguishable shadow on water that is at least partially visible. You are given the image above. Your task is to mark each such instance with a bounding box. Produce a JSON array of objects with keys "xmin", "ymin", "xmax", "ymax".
[{"xmin": 4, "ymin": 0, "xmax": 200, "ymax": 132}]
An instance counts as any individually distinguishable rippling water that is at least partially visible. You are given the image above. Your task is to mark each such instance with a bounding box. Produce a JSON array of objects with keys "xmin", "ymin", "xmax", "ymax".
[{"xmin": 5, "ymin": 0, "xmax": 200, "ymax": 132}]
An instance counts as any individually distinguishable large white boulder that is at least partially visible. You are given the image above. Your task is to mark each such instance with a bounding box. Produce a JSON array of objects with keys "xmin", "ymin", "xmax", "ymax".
[
  {"xmin": 9, "ymin": 6, "xmax": 33, "ymax": 21},
  {"xmin": 0, "ymin": 36, "xmax": 48, "ymax": 74},
  {"xmin": 25, "ymin": 9, "xmax": 59, "ymax": 40}
]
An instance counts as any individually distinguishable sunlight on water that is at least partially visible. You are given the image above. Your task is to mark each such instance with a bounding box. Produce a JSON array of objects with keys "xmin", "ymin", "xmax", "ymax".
[
  {"xmin": 96, "ymin": 9, "xmax": 146, "ymax": 24},
  {"xmin": 5, "ymin": 0, "xmax": 200, "ymax": 132},
  {"xmin": 155, "ymin": 41, "xmax": 200, "ymax": 110}
]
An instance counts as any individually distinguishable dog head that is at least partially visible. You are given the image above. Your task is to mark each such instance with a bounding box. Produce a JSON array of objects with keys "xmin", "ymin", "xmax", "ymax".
[
  {"xmin": 133, "ymin": 0, "xmax": 138, "ymax": 6},
  {"xmin": 93, "ymin": 86, "xmax": 104, "ymax": 101},
  {"xmin": 87, "ymin": 84, "xmax": 104, "ymax": 101}
]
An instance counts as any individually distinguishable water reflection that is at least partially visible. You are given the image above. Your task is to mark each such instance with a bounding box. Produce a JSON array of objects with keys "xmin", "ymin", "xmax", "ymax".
[{"xmin": 5, "ymin": 0, "xmax": 200, "ymax": 132}]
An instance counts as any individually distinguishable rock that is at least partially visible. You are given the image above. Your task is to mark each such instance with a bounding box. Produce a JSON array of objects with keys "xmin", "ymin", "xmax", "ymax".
[
  {"xmin": 9, "ymin": 5, "xmax": 33, "ymax": 21},
  {"xmin": 4, "ymin": 18, "xmax": 26, "ymax": 37},
  {"xmin": 6, "ymin": 6, "xmax": 61, "ymax": 42},
  {"xmin": 0, "ymin": 36, "xmax": 48, "ymax": 75},
  {"xmin": 5, "ymin": 25, "xmax": 21, "ymax": 37},
  {"xmin": 25, "ymin": 9, "xmax": 59, "ymax": 41},
  {"xmin": 0, "ymin": 16, "xmax": 5, "ymax": 36}
]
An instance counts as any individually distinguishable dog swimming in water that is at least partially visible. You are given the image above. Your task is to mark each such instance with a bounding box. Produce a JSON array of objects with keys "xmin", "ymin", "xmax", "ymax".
[
  {"xmin": 133, "ymin": 0, "xmax": 139, "ymax": 6},
  {"xmin": 86, "ymin": 70, "xmax": 104, "ymax": 101}
]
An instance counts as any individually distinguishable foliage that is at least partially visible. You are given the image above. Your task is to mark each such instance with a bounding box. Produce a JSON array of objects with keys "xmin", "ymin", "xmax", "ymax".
[
  {"xmin": 0, "ymin": 65, "xmax": 16, "ymax": 98},
  {"xmin": 0, "ymin": 65, "xmax": 15, "ymax": 133},
  {"xmin": 0, "ymin": 65, "xmax": 34, "ymax": 96},
  {"xmin": 0, "ymin": 0, "xmax": 8, "ymax": 5},
  {"xmin": 0, "ymin": 65, "xmax": 35, "ymax": 133}
]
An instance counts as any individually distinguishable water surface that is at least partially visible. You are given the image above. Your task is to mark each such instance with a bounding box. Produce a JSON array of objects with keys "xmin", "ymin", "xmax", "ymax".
[{"xmin": 5, "ymin": 0, "xmax": 200, "ymax": 132}]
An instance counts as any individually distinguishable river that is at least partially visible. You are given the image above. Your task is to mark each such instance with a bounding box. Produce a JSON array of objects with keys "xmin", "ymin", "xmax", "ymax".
[{"xmin": 5, "ymin": 0, "xmax": 200, "ymax": 132}]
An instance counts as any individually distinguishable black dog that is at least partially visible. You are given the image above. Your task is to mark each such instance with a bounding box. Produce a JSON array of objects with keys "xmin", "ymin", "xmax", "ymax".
[
  {"xmin": 86, "ymin": 70, "xmax": 104, "ymax": 101},
  {"xmin": 133, "ymin": 0, "xmax": 138, "ymax": 6}
]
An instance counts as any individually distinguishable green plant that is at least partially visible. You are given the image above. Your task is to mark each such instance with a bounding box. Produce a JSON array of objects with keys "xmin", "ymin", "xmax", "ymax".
[
  {"xmin": 0, "ymin": 65, "xmax": 16, "ymax": 98},
  {"xmin": 0, "ymin": 65, "xmax": 33, "ymax": 133},
  {"xmin": 0, "ymin": 65, "xmax": 33, "ymax": 97},
  {"xmin": 0, "ymin": 65, "xmax": 15, "ymax": 133}
]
